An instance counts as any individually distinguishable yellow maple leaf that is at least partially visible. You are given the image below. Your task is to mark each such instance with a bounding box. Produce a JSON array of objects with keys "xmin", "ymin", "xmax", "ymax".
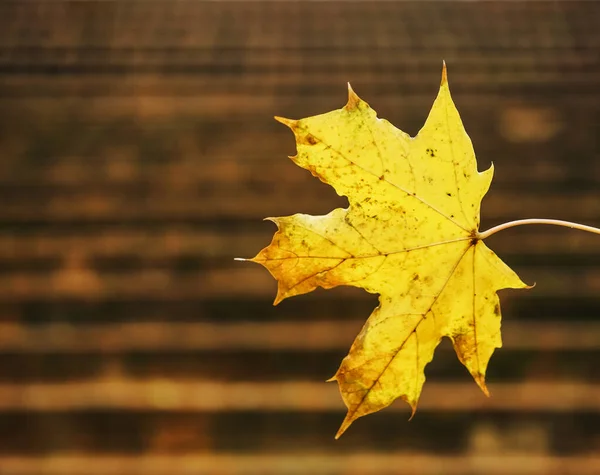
[{"xmin": 246, "ymin": 63, "xmax": 530, "ymax": 438}]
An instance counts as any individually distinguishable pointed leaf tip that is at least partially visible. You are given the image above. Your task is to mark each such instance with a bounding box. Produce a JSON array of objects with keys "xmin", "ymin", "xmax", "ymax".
[
  {"xmin": 335, "ymin": 414, "xmax": 353, "ymax": 439},
  {"xmin": 274, "ymin": 116, "xmax": 298, "ymax": 129},
  {"xmin": 408, "ymin": 403, "xmax": 418, "ymax": 421},
  {"xmin": 441, "ymin": 61, "xmax": 448, "ymax": 86},
  {"xmin": 474, "ymin": 373, "xmax": 490, "ymax": 397},
  {"xmin": 345, "ymin": 82, "xmax": 360, "ymax": 110}
]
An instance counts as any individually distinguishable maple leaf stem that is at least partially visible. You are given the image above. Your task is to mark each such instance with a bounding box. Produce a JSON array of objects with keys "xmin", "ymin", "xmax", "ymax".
[{"xmin": 478, "ymin": 219, "xmax": 600, "ymax": 240}]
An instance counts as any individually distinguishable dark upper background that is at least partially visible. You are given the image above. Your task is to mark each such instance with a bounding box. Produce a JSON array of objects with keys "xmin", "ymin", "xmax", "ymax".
[{"xmin": 0, "ymin": 1, "xmax": 598, "ymax": 474}]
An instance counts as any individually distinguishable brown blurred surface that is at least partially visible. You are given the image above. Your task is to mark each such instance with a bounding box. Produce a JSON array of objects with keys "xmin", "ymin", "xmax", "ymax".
[{"xmin": 0, "ymin": 1, "xmax": 599, "ymax": 474}]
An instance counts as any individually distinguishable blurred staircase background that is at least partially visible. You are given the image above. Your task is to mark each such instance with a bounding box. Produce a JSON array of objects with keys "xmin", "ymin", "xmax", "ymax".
[{"xmin": 0, "ymin": 1, "xmax": 598, "ymax": 474}]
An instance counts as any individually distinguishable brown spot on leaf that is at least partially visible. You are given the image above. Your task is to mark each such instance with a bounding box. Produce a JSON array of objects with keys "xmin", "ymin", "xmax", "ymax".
[{"xmin": 300, "ymin": 134, "xmax": 318, "ymax": 146}]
